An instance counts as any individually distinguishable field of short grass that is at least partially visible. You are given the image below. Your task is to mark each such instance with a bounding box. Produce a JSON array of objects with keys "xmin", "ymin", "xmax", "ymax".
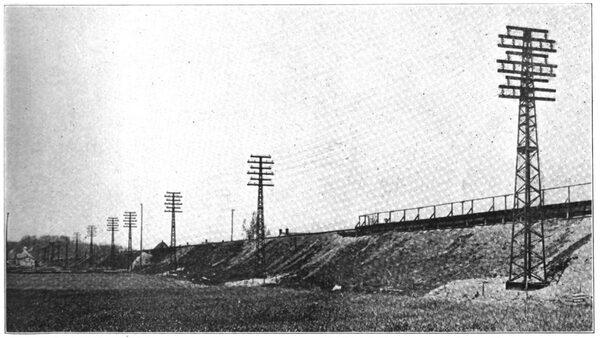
[{"xmin": 6, "ymin": 273, "xmax": 592, "ymax": 332}]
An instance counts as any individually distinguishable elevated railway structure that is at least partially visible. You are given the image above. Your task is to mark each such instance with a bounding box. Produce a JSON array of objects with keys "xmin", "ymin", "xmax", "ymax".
[{"xmin": 352, "ymin": 182, "xmax": 591, "ymax": 236}]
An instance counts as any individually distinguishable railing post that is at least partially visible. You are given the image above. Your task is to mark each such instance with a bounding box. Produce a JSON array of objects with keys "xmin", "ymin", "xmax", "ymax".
[
  {"xmin": 461, "ymin": 201, "xmax": 464, "ymax": 215},
  {"xmin": 433, "ymin": 205, "xmax": 436, "ymax": 219},
  {"xmin": 491, "ymin": 197, "xmax": 495, "ymax": 212},
  {"xmin": 504, "ymin": 194, "xmax": 508, "ymax": 211},
  {"xmin": 388, "ymin": 211, "xmax": 392, "ymax": 223}
]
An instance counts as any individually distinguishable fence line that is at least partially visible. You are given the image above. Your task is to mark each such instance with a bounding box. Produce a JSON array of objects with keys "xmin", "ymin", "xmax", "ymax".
[{"xmin": 357, "ymin": 182, "xmax": 591, "ymax": 227}]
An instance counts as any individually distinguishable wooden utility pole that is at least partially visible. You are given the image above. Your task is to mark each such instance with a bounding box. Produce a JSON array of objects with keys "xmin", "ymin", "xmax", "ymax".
[
  {"xmin": 73, "ymin": 232, "xmax": 80, "ymax": 261},
  {"xmin": 164, "ymin": 192, "xmax": 182, "ymax": 268},
  {"xmin": 140, "ymin": 203, "xmax": 143, "ymax": 268},
  {"xmin": 231, "ymin": 209, "xmax": 235, "ymax": 241},
  {"xmin": 107, "ymin": 217, "xmax": 119, "ymax": 269},
  {"xmin": 87, "ymin": 225, "xmax": 97, "ymax": 266},
  {"xmin": 123, "ymin": 211, "xmax": 137, "ymax": 271}
]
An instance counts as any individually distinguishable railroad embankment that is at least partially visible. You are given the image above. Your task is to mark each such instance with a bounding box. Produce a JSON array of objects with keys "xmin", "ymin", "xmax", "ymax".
[{"xmin": 139, "ymin": 217, "xmax": 591, "ymax": 298}]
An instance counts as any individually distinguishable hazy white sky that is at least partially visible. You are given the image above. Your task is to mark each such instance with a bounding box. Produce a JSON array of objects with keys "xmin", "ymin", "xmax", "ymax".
[{"xmin": 5, "ymin": 5, "xmax": 591, "ymax": 246}]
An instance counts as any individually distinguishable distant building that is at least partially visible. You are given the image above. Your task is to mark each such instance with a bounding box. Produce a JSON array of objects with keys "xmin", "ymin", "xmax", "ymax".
[{"xmin": 152, "ymin": 241, "xmax": 169, "ymax": 254}]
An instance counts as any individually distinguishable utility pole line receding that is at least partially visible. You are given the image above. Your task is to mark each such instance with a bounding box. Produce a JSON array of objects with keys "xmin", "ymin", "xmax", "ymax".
[
  {"xmin": 86, "ymin": 225, "xmax": 97, "ymax": 266},
  {"xmin": 247, "ymin": 154, "xmax": 274, "ymax": 279},
  {"xmin": 107, "ymin": 217, "xmax": 119, "ymax": 269},
  {"xmin": 164, "ymin": 192, "xmax": 182, "ymax": 268},
  {"xmin": 498, "ymin": 25, "xmax": 556, "ymax": 291},
  {"xmin": 123, "ymin": 211, "xmax": 137, "ymax": 271}
]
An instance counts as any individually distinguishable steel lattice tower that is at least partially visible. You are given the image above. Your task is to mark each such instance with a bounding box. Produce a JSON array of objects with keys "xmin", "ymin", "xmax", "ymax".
[
  {"xmin": 497, "ymin": 26, "xmax": 557, "ymax": 290},
  {"xmin": 123, "ymin": 212, "xmax": 137, "ymax": 270},
  {"xmin": 164, "ymin": 192, "xmax": 182, "ymax": 267},
  {"xmin": 107, "ymin": 217, "xmax": 119, "ymax": 269},
  {"xmin": 247, "ymin": 155, "xmax": 274, "ymax": 278}
]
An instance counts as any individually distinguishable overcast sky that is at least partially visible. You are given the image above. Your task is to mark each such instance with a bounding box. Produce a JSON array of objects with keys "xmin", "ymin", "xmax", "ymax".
[{"xmin": 5, "ymin": 5, "xmax": 591, "ymax": 246}]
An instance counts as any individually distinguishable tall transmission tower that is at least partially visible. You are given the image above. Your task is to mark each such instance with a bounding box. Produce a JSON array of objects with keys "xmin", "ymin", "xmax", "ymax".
[
  {"xmin": 123, "ymin": 211, "xmax": 137, "ymax": 271},
  {"xmin": 498, "ymin": 25, "xmax": 557, "ymax": 291},
  {"xmin": 86, "ymin": 225, "xmax": 97, "ymax": 266},
  {"xmin": 164, "ymin": 192, "xmax": 182, "ymax": 267},
  {"xmin": 247, "ymin": 154, "xmax": 274, "ymax": 278},
  {"xmin": 107, "ymin": 217, "xmax": 119, "ymax": 269},
  {"xmin": 73, "ymin": 232, "xmax": 80, "ymax": 261}
]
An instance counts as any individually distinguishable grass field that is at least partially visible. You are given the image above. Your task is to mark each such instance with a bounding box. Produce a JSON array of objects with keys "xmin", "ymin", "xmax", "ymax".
[{"xmin": 6, "ymin": 273, "xmax": 592, "ymax": 332}]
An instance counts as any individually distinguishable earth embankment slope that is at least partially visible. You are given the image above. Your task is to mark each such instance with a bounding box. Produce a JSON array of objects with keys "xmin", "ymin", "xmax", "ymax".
[{"xmin": 143, "ymin": 217, "xmax": 591, "ymax": 297}]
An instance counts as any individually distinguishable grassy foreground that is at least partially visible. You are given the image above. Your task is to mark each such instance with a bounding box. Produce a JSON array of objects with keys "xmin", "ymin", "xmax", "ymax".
[{"xmin": 7, "ymin": 285, "xmax": 592, "ymax": 332}]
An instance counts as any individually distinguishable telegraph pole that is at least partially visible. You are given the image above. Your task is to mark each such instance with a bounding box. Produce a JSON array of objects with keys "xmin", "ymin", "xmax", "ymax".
[
  {"xmin": 140, "ymin": 203, "xmax": 143, "ymax": 268},
  {"xmin": 87, "ymin": 225, "xmax": 97, "ymax": 266},
  {"xmin": 73, "ymin": 232, "xmax": 80, "ymax": 261},
  {"xmin": 49, "ymin": 241, "xmax": 55, "ymax": 262},
  {"xmin": 164, "ymin": 192, "xmax": 182, "ymax": 268},
  {"xmin": 55, "ymin": 242, "xmax": 61, "ymax": 262},
  {"xmin": 247, "ymin": 154, "xmax": 274, "ymax": 278},
  {"xmin": 107, "ymin": 217, "xmax": 119, "ymax": 269},
  {"xmin": 64, "ymin": 238, "xmax": 69, "ymax": 268},
  {"xmin": 123, "ymin": 211, "xmax": 137, "ymax": 271},
  {"xmin": 231, "ymin": 209, "xmax": 235, "ymax": 241},
  {"xmin": 498, "ymin": 25, "xmax": 556, "ymax": 290}
]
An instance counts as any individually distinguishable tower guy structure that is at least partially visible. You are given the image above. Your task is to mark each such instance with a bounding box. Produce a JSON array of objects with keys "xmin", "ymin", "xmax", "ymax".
[
  {"xmin": 86, "ymin": 225, "xmax": 97, "ymax": 266},
  {"xmin": 247, "ymin": 154, "xmax": 274, "ymax": 278},
  {"xmin": 164, "ymin": 192, "xmax": 182, "ymax": 267},
  {"xmin": 107, "ymin": 217, "xmax": 119, "ymax": 269},
  {"xmin": 498, "ymin": 25, "xmax": 556, "ymax": 290},
  {"xmin": 123, "ymin": 211, "xmax": 137, "ymax": 270}
]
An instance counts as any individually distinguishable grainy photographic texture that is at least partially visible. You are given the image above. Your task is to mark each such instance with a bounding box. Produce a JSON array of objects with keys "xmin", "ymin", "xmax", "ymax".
[{"xmin": 5, "ymin": 4, "xmax": 592, "ymax": 332}]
